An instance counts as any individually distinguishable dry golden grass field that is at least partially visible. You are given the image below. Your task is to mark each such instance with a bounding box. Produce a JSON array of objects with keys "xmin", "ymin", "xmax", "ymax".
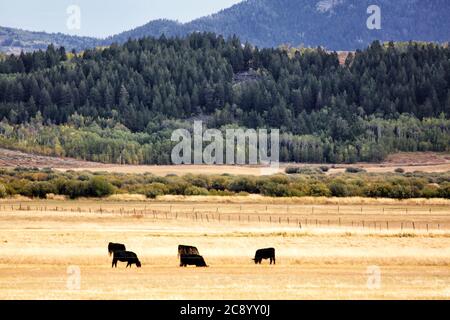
[
  {"xmin": 0, "ymin": 198, "xmax": 449, "ymax": 300},
  {"xmin": 2, "ymin": 148, "xmax": 449, "ymax": 175}
]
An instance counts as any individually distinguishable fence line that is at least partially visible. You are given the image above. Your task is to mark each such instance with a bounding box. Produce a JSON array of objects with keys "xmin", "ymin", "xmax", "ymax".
[{"xmin": 0, "ymin": 203, "xmax": 447, "ymax": 232}]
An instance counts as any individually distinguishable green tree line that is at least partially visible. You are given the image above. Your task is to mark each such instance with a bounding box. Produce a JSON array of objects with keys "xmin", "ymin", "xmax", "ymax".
[{"xmin": 0, "ymin": 34, "xmax": 449, "ymax": 163}]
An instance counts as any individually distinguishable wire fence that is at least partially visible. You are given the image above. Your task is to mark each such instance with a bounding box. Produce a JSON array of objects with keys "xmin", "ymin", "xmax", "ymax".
[{"xmin": 1, "ymin": 203, "xmax": 448, "ymax": 232}]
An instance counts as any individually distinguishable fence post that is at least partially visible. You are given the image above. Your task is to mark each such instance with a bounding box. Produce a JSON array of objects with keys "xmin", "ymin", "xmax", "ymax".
[{"xmin": 412, "ymin": 222, "xmax": 415, "ymax": 230}]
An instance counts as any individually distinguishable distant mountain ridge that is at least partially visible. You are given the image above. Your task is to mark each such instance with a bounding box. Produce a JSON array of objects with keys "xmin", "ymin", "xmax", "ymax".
[
  {"xmin": 0, "ymin": 26, "xmax": 100, "ymax": 54},
  {"xmin": 1, "ymin": 0, "xmax": 450, "ymax": 53},
  {"xmin": 111, "ymin": 0, "xmax": 450, "ymax": 50}
]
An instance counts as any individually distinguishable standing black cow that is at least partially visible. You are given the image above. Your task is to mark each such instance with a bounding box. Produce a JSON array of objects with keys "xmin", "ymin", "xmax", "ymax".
[
  {"xmin": 179, "ymin": 254, "xmax": 208, "ymax": 267},
  {"xmin": 112, "ymin": 251, "xmax": 142, "ymax": 268},
  {"xmin": 253, "ymin": 248, "xmax": 276, "ymax": 265},
  {"xmin": 178, "ymin": 245, "xmax": 200, "ymax": 257},
  {"xmin": 108, "ymin": 242, "xmax": 126, "ymax": 256}
]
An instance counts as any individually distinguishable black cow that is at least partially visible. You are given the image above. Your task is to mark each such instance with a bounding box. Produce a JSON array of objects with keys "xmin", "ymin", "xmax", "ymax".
[
  {"xmin": 112, "ymin": 251, "xmax": 141, "ymax": 268},
  {"xmin": 108, "ymin": 242, "xmax": 126, "ymax": 256},
  {"xmin": 178, "ymin": 245, "xmax": 200, "ymax": 257},
  {"xmin": 179, "ymin": 254, "xmax": 208, "ymax": 267},
  {"xmin": 253, "ymin": 248, "xmax": 276, "ymax": 265}
]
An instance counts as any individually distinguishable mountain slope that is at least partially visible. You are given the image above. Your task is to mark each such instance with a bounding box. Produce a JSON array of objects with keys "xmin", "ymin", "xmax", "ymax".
[
  {"xmin": 109, "ymin": 0, "xmax": 450, "ymax": 50},
  {"xmin": 1, "ymin": 0, "xmax": 449, "ymax": 53},
  {"xmin": 0, "ymin": 26, "xmax": 101, "ymax": 54}
]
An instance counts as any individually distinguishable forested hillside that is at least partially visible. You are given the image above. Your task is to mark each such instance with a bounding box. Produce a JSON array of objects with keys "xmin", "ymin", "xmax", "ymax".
[
  {"xmin": 2, "ymin": 0, "xmax": 450, "ymax": 53},
  {"xmin": 109, "ymin": 0, "xmax": 450, "ymax": 50},
  {"xmin": 0, "ymin": 26, "xmax": 100, "ymax": 54},
  {"xmin": 0, "ymin": 33, "xmax": 449, "ymax": 164}
]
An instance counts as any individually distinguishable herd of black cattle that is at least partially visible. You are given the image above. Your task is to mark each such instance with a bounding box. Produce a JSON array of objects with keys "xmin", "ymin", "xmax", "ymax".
[{"xmin": 108, "ymin": 242, "xmax": 276, "ymax": 268}]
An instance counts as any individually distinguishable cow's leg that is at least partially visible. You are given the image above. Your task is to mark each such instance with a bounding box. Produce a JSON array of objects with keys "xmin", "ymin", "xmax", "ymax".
[
  {"xmin": 112, "ymin": 258, "xmax": 117, "ymax": 268},
  {"xmin": 273, "ymin": 257, "xmax": 276, "ymax": 264}
]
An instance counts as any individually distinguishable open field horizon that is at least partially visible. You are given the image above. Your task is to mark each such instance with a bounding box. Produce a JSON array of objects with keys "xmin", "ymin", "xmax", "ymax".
[
  {"xmin": 1, "ymin": 148, "xmax": 449, "ymax": 175},
  {"xmin": 0, "ymin": 199, "xmax": 449, "ymax": 299}
]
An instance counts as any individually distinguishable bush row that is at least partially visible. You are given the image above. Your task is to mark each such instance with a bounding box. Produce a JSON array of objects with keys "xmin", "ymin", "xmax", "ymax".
[{"xmin": 0, "ymin": 168, "xmax": 449, "ymax": 199}]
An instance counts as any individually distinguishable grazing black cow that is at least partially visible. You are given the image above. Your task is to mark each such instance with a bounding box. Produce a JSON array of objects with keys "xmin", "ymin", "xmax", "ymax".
[
  {"xmin": 253, "ymin": 248, "xmax": 276, "ymax": 265},
  {"xmin": 179, "ymin": 254, "xmax": 208, "ymax": 267},
  {"xmin": 112, "ymin": 251, "xmax": 141, "ymax": 268},
  {"xmin": 178, "ymin": 245, "xmax": 200, "ymax": 257},
  {"xmin": 108, "ymin": 242, "xmax": 126, "ymax": 256}
]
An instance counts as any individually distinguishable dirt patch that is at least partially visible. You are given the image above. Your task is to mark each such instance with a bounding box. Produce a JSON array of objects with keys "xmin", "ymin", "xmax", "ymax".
[
  {"xmin": 384, "ymin": 152, "xmax": 450, "ymax": 165},
  {"xmin": 0, "ymin": 148, "xmax": 106, "ymax": 169}
]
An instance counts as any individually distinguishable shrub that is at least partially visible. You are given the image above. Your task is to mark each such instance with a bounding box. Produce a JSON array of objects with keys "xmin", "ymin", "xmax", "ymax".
[
  {"xmin": 345, "ymin": 167, "xmax": 367, "ymax": 173},
  {"xmin": 228, "ymin": 176, "xmax": 257, "ymax": 193},
  {"xmin": 439, "ymin": 183, "xmax": 450, "ymax": 199},
  {"xmin": 88, "ymin": 177, "xmax": 114, "ymax": 197},
  {"xmin": 143, "ymin": 183, "xmax": 168, "ymax": 199},
  {"xmin": 9, "ymin": 179, "xmax": 33, "ymax": 197},
  {"xmin": 329, "ymin": 180, "xmax": 350, "ymax": 197},
  {"xmin": 285, "ymin": 166, "xmax": 300, "ymax": 174},
  {"xmin": 421, "ymin": 185, "xmax": 439, "ymax": 198},
  {"xmin": 285, "ymin": 167, "xmax": 322, "ymax": 175},
  {"xmin": 30, "ymin": 181, "xmax": 57, "ymax": 198},
  {"xmin": 64, "ymin": 180, "xmax": 90, "ymax": 199},
  {"xmin": 319, "ymin": 166, "xmax": 330, "ymax": 172},
  {"xmin": 308, "ymin": 183, "xmax": 331, "ymax": 197},
  {"xmin": 0, "ymin": 183, "xmax": 7, "ymax": 198},
  {"xmin": 208, "ymin": 189, "xmax": 235, "ymax": 196},
  {"xmin": 184, "ymin": 186, "xmax": 209, "ymax": 196},
  {"xmin": 260, "ymin": 182, "xmax": 290, "ymax": 197},
  {"xmin": 210, "ymin": 176, "xmax": 229, "ymax": 191},
  {"xmin": 78, "ymin": 174, "xmax": 91, "ymax": 181},
  {"xmin": 395, "ymin": 168, "xmax": 405, "ymax": 174}
]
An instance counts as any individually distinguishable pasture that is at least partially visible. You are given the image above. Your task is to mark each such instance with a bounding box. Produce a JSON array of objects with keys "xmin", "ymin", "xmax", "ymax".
[{"xmin": 0, "ymin": 198, "xmax": 449, "ymax": 299}]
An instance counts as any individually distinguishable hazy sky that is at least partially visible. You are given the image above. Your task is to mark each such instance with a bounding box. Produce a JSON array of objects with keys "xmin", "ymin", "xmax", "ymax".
[{"xmin": 0, "ymin": 0, "xmax": 243, "ymax": 38}]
